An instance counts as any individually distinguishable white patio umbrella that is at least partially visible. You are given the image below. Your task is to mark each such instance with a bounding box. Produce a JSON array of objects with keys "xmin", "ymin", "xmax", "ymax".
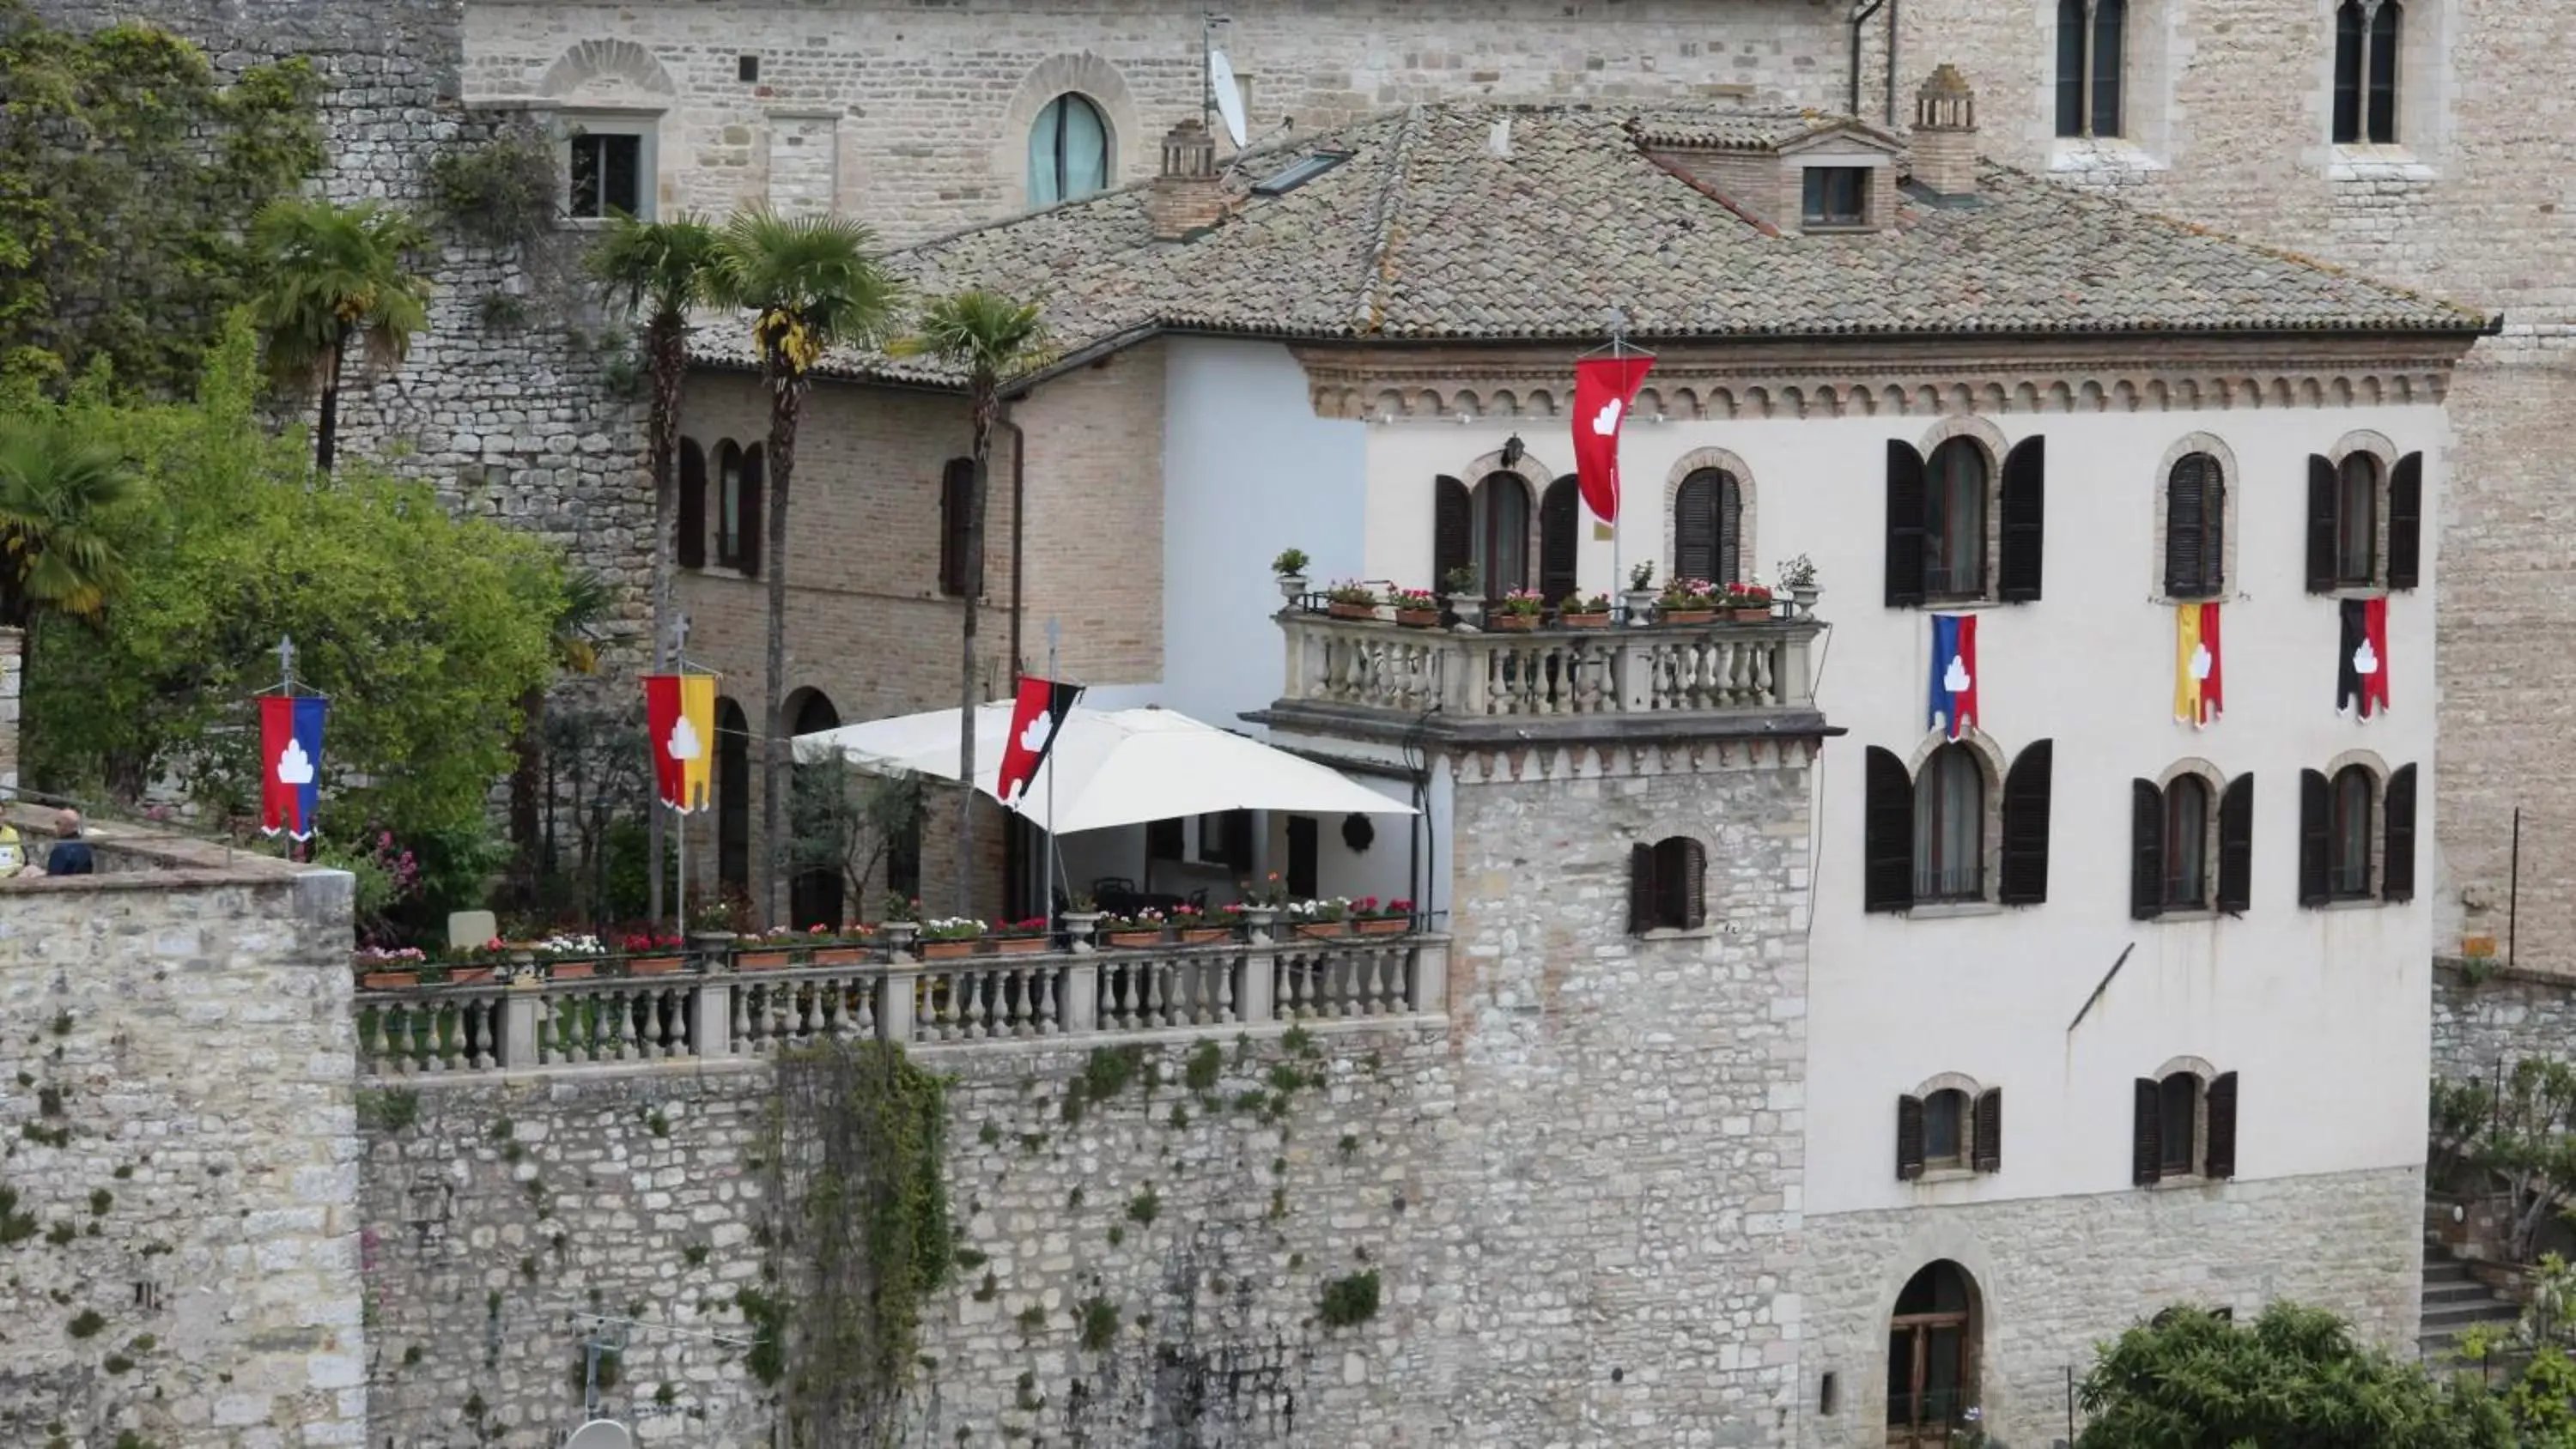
[{"xmin": 794, "ymin": 703, "xmax": 1414, "ymax": 834}]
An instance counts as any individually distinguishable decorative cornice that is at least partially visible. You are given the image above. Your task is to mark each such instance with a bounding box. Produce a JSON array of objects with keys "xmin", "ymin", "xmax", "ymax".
[{"xmin": 1447, "ymin": 736, "xmax": 1822, "ymax": 782}]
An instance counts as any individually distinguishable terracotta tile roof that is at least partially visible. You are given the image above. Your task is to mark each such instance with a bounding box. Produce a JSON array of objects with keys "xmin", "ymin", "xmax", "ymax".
[{"xmin": 700, "ymin": 101, "xmax": 2488, "ymax": 386}]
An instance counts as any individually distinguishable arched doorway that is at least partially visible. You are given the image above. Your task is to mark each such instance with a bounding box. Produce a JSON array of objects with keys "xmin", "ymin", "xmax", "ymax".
[
  {"xmin": 1887, "ymin": 1260, "xmax": 1979, "ymax": 1446},
  {"xmin": 787, "ymin": 689, "xmax": 844, "ymax": 930},
  {"xmin": 715, "ymin": 697, "xmax": 750, "ymax": 901}
]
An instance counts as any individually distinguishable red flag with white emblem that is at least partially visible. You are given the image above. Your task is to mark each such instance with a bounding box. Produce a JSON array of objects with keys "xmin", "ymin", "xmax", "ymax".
[
  {"xmin": 1571, "ymin": 354, "xmax": 1654, "ymax": 524},
  {"xmin": 996, "ymin": 677, "xmax": 1083, "ymax": 808}
]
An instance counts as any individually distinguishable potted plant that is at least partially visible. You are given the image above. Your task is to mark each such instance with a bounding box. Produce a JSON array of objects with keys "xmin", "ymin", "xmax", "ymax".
[
  {"xmin": 873, "ymin": 894, "xmax": 922, "ymax": 953},
  {"xmin": 734, "ymin": 926, "xmax": 800, "ymax": 972},
  {"xmin": 1170, "ymin": 904, "xmax": 1230, "ymax": 945},
  {"xmin": 1273, "ymin": 547, "xmax": 1311, "ymax": 603},
  {"xmin": 1354, "ymin": 896, "xmax": 1414, "ymax": 935},
  {"xmin": 1325, "ymin": 581, "xmax": 1380, "ymax": 621},
  {"xmin": 532, "ymin": 932, "xmax": 607, "ymax": 980},
  {"xmin": 1494, "ymin": 588, "xmax": 1545, "ymax": 632},
  {"xmin": 919, "ymin": 916, "xmax": 986, "ymax": 960},
  {"xmin": 805, "ymin": 923, "xmax": 872, "ymax": 967},
  {"xmin": 1558, "ymin": 591, "xmax": 1613, "ymax": 627},
  {"xmin": 1391, "ymin": 586, "xmax": 1441, "ymax": 627},
  {"xmin": 1442, "ymin": 564, "xmax": 1483, "ymax": 628},
  {"xmin": 1725, "ymin": 580, "xmax": 1776, "ymax": 622},
  {"xmin": 1658, "ymin": 576, "xmax": 1719, "ymax": 625},
  {"xmin": 1777, "ymin": 554, "xmax": 1820, "ymax": 617},
  {"xmin": 1060, "ymin": 892, "xmax": 1103, "ymax": 951},
  {"xmin": 1100, "ymin": 909, "xmax": 1166, "ymax": 949},
  {"xmin": 1287, "ymin": 896, "xmax": 1352, "ymax": 939},
  {"xmin": 619, "ymin": 931, "xmax": 687, "ymax": 975},
  {"xmin": 1623, "ymin": 561, "xmax": 1658, "ymax": 624},
  {"xmin": 989, "ymin": 916, "xmax": 1053, "ymax": 955}
]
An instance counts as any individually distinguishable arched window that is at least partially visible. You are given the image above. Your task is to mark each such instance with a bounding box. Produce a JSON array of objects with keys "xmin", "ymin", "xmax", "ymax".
[
  {"xmin": 715, "ymin": 697, "xmax": 750, "ymax": 894},
  {"xmin": 787, "ymin": 690, "xmax": 845, "ymax": 930},
  {"xmin": 677, "ymin": 438, "xmax": 708, "ymax": 571},
  {"xmin": 2334, "ymin": 0, "xmax": 2402, "ymax": 144},
  {"xmin": 1888, "ymin": 1261, "xmax": 1978, "ymax": 1446},
  {"xmin": 2134, "ymin": 1067, "xmax": 2238, "ymax": 1183},
  {"xmin": 1029, "ymin": 93, "xmax": 1111, "ymax": 206},
  {"xmin": 1673, "ymin": 468, "xmax": 1743, "ymax": 585},
  {"xmin": 715, "ymin": 441, "xmax": 744, "ymax": 567},
  {"xmin": 1923, "ymin": 439, "xmax": 1988, "ymax": 598},
  {"xmin": 2054, "ymin": 0, "xmax": 2126, "ymax": 139},
  {"xmin": 2335, "ymin": 452, "xmax": 2379, "ymax": 586},
  {"xmin": 2158, "ymin": 1070, "xmax": 2201, "ymax": 1174},
  {"xmin": 2163, "ymin": 452, "xmax": 2224, "ymax": 597},
  {"xmin": 1912, "ymin": 743, "xmax": 1984, "ymax": 903},
  {"xmin": 2330, "ymin": 764, "xmax": 2374, "ymax": 898},
  {"xmin": 1629, "ymin": 835, "xmax": 1707, "ymax": 934},
  {"xmin": 1922, "ymin": 1088, "xmax": 1966, "ymax": 1168},
  {"xmin": 2133, "ymin": 773, "xmax": 2251, "ymax": 918},
  {"xmin": 1898, "ymin": 1082, "xmax": 2002, "ymax": 1179},
  {"xmin": 2163, "ymin": 775, "xmax": 2210, "ymax": 909},
  {"xmin": 1471, "ymin": 472, "xmax": 1532, "ymax": 597}
]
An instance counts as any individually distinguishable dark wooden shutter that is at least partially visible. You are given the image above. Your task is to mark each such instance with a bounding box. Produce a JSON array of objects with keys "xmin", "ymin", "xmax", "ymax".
[
  {"xmin": 1719, "ymin": 475, "xmax": 1742, "ymax": 583},
  {"xmin": 1285, "ymin": 815, "xmax": 1318, "ymax": 898},
  {"xmin": 1539, "ymin": 477, "xmax": 1580, "ymax": 604},
  {"xmin": 1972, "ymin": 1087, "xmax": 2002, "ymax": 1173},
  {"xmin": 1433, "ymin": 476, "xmax": 1473, "ymax": 594},
  {"xmin": 677, "ymin": 440, "xmax": 708, "ymax": 570},
  {"xmin": 1896, "ymin": 1094, "xmax": 1925, "ymax": 1180},
  {"xmin": 2384, "ymin": 763, "xmax": 2418, "ymax": 903},
  {"xmin": 1998, "ymin": 435, "xmax": 2045, "ymax": 602},
  {"xmin": 2306, "ymin": 455, "xmax": 2336, "ymax": 594},
  {"xmin": 1862, "ymin": 747, "xmax": 1914, "ymax": 912},
  {"xmin": 1674, "ymin": 839, "xmax": 1707, "ymax": 931},
  {"xmin": 1884, "ymin": 441, "xmax": 1926, "ymax": 607},
  {"xmin": 1629, "ymin": 842, "xmax": 1657, "ymax": 935},
  {"xmin": 939, "ymin": 459, "xmax": 974, "ymax": 595},
  {"xmin": 739, "ymin": 445, "xmax": 766, "ymax": 578},
  {"xmin": 1998, "ymin": 740, "xmax": 2053, "ymax": 906},
  {"xmin": 2216, "ymin": 773, "xmax": 2255, "ymax": 913},
  {"xmin": 1223, "ymin": 809, "xmax": 1255, "ymax": 873},
  {"xmin": 2132, "ymin": 1078, "xmax": 2162, "ymax": 1185},
  {"xmin": 2130, "ymin": 779, "xmax": 2165, "ymax": 920},
  {"xmin": 1674, "ymin": 471, "xmax": 1717, "ymax": 583},
  {"xmin": 2298, "ymin": 768, "xmax": 2330, "ymax": 906},
  {"xmin": 2204, "ymin": 1071, "xmax": 2239, "ymax": 1179},
  {"xmin": 2165, "ymin": 458, "xmax": 2205, "ymax": 597},
  {"xmin": 2387, "ymin": 452, "xmax": 2423, "ymax": 591},
  {"xmin": 1146, "ymin": 817, "xmax": 1183, "ymax": 861}
]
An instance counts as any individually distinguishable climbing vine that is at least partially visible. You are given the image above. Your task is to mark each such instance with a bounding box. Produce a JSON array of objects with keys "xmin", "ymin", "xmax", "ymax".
[
  {"xmin": 764, "ymin": 1041, "xmax": 953, "ymax": 1447},
  {"xmin": 425, "ymin": 130, "xmax": 560, "ymax": 250}
]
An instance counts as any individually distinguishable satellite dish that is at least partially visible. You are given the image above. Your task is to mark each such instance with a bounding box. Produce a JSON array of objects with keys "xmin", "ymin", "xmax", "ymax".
[
  {"xmin": 562, "ymin": 1422, "xmax": 633, "ymax": 1449},
  {"xmin": 1208, "ymin": 48, "xmax": 1249, "ymax": 149}
]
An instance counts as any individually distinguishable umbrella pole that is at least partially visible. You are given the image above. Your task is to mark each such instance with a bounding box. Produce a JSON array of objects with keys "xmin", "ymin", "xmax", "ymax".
[{"xmin": 1046, "ymin": 623, "xmax": 1068, "ymax": 916}]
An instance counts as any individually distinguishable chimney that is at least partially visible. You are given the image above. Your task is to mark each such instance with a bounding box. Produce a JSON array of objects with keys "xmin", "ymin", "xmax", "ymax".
[
  {"xmin": 1911, "ymin": 64, "xmax": 1978, "ymax": 199},
  {"xmin": 1145, "ymin": 118, "xmax": 1227, "ymax": 240}
]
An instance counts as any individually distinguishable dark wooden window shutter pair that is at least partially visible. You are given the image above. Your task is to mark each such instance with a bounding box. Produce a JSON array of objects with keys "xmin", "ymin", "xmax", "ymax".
[
  {"xmin": 1894, "ymin": 1087, "xmax": 2003, "ymax": 1179},
  {"xmin": 1630, "ymin": 838, "xmax": 1707, "ymax": 933},
  {"xmin": 2131, "ymin": 773, "xmax": 2254, "ymax": 917},
  {"xmin": 2133, "ymin": 1073, "xmax": 2238, "ymax": 1184},
  {"xmin": 2384, "ymin": 764, "xmax": 2418, "ymax": 902},
  {"xmin": 1433, "ymin": 476, "xmax": 1472, "ymax": 591},
  {"xmin": 1998, "ymin": 741, "xmax": 2053, "ymax": 905},
  {"xmin": 2164, "ymin": 453, "xmax": 2223, "ymax": 597},
  {"xmin": 677, "ymin": 439, "xmax": 708, "ymax": 569},
  {"xmin": 939, "ymin": 458, "xmax": 975, "ymax": 596},
  {"xmin": 2296, "ymin": 769, "xmax": 2332, "ymax": 906},
  {"xmin": 1998, "ymin": 437, "xmax": 2046, "ymax": 602},
  {"xmin": 2306, "ymin": 451, "xmax": 2423, "ymax": 591},
  {"xmin": 1674, "ymin": 470, "xmax": 1743, "ymax": 584}
]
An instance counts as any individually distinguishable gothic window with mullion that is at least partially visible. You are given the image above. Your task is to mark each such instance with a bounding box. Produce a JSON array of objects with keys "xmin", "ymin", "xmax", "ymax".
[
  {"xmin": 2333, "ymin": 0, "xmax": 2403, "ymax": 145},
  {"xmin": 2055, "ymin": 0, "xmax": 2128, "ymax": 140}
]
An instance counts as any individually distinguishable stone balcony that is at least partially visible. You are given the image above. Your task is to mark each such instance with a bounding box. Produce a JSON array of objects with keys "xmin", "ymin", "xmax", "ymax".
[{"xmin": 1256, "ymin": 607, "xmax": 1829, "ymax": 746}]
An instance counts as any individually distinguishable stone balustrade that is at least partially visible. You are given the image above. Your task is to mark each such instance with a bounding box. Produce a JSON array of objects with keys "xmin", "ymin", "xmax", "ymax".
[
  {"xmin": 1274, "ymin": 612, "xmax": 1822, "ymax": 727},
  {"xmin": 354, "ymin": 931, "xmax": 1449, "ymax": 1077}
]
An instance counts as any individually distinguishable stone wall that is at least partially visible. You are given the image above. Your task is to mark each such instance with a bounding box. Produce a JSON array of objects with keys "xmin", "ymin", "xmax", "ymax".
[
  {"xmin": 1799, "ymin": 1165, "xmax": 2426, "ymax": 1449},
  {"xmin": 0, "ymin": 840, "xmax": 363, "ymax": 1447},
  {"xmin": 2432, "ymin": 959, "xmax": 2576, "ymax": 1085}
]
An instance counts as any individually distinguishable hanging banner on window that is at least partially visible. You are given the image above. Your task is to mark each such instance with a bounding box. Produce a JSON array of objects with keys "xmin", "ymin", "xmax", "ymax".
[
  {"xmin": 2174, "ymin": 602, "xmax": 2223, "ymax": 728},
  {"xmin": 643, "ymin": 672, "xmax": 718, "ymax": 812},
  {"xmin": 2337, "ymin": 597, "xmax": 2391, "ymax": 719},
  {"xmin": 258, "ymin": 694, "xmax": 329, "ymax": 840},
  {"xmin": 1570, "ymin": 353, "xmax": 1654, "ymax": 524},
  {"xmin": 1926, "ymin": 614, "xmax": 1978, "ymax": 740}
]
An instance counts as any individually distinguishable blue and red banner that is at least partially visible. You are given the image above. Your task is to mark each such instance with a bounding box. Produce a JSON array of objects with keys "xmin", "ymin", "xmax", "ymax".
[
  {"xmin": 258, "ymin": 694, "xmax": 328, "ymax": 840},
  {"xmin": 1927, "ymin": 614, "xmax": 1978, "ymax": 740}
]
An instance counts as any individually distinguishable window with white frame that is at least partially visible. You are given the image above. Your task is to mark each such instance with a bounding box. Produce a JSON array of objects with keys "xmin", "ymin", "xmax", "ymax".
[{"xmin": 566, "ymin": 119, "xmax": 655, "ymax": 220}]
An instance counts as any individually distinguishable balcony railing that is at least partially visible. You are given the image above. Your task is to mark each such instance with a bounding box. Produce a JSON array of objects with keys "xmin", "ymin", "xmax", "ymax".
[
  {"xmin": 354, "ymin": 931, "xmax": 1449, "ymax": 1078},
  {"xmin": 1274, "ymin": 609, "xmax": 1821, "ymax": 725}
]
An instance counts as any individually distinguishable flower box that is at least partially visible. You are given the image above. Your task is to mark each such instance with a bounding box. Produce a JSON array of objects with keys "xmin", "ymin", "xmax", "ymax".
[
  {"xmin": 1558, "ymin": 612, "xmax": 1610, "ymax": 629},
  {"xmin": 628, "ymin": 955, "xmax": 684, "ymax": 976},
  {"xmin": 547, "ymin": 961, "xmax": 597, "ymax": 981},
  {"xmin": 1394, "ymin": 607, "xmax": 1441, "ymax": 628},
  {"xmin": 1493, "ymin": 613, "xmax": 1540, "ymax": 632},
  {"xmin": 1103, "ymin": 930, "xmax": 1163, "ymax": 949},
  {"xmin": 1176, "ymin": 926, "xmax": 1230, "ymax": 945},
  {"xmin": 1293, "ymin": 922, "xmax": 1349, "ymax": 940},
  {"xmin": 361, "ymin": 971, "xmax": 418, "ymax": 990},
  {"xmin": 1354, "ymin": 918, "xmax": 1410, "ymax": 936},
  {"xmin": 921, "ymin": 938, "xmax": 977, "ymax": 960},
  {"xmin": 738, "ymin": 950, "xmax": 795, "ymax": 971},
  {"xmin": 1661, "ymin": 609, "xmax": 1715, "ymax": 626},
  {"xmin": 992, "ymin": 935, "xmax": 1052, "ymax": 955},
  {"xmin": 810, "ymin": 946, "xmax": 870, "ymax": 966},
  {"xmin": 447, "ymin": 967, "xmax": 495, "ymax": 986},
  {"xmin": 1732, "ymin": 606, "xmax": 1771, "ymax": 622},
  {"xmin": 1327, "ymin": 602, "xmax": 1376, "ymax": 621}
]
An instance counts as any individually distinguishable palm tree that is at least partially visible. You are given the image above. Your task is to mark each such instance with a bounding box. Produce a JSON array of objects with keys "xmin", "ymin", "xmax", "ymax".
[
  {"xmin": 0, "ymin": 417, "xmax": 138, "ymax": 635},
  {"xmin": 892, "ymin": 291, "xmax": 1054, "ymax": 915},
  {"xmin": 586, "ymin": 211, "xmax": 717, "ymax": 923},
  {"xmin": 705, "ymin": 209, "xmax": 904, "ymax": 926},
  {"xmin": 246, "ymin": 198, "xmax": 434, "ymax": 474}
]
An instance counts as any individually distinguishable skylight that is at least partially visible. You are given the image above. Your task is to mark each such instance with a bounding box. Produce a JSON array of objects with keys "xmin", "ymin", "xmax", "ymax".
[{"xmin": 1251, "ymin": 151, "xmax": 1352, "ymax": 197}]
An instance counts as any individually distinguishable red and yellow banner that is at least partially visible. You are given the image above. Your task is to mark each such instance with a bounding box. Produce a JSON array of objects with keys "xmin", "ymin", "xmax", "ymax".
[
  {"xmin": 2174, "ymin": 603, "xmax": 2222, "ymax": 728},
  {"xmin": 643, "ymin": 673, "xmax": 717, "ymax": 812}
]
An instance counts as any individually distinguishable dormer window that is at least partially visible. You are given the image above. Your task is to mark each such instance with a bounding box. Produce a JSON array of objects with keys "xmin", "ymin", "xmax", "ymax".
[{"xmin": 1801, "ymin": 167, "xmax": 1869, "ymax": 227}]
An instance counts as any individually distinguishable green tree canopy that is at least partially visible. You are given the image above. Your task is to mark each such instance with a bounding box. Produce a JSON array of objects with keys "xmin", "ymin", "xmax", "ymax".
[
  {"xmin": 0, "ymin": 2, "xmax": 322, "ymax": 391},
  {"xmin": 2075, "ymin": 1301, "xmax": 2512, "ymax": 1449},
  {"xmin": 16, "ymin": 323, "xmax": 562, "ymax": 849}
]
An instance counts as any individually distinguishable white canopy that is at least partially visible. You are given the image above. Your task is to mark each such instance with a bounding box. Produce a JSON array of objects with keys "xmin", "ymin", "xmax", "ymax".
[{"xmin": 795, "ymin": 703, "xmax": 1415, "ymax": 834}]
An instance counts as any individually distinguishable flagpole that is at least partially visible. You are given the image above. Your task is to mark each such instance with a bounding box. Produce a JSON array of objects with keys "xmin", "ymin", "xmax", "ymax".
[
  {"xmin": 275, "ymin": 634, "xmax": 305, "ymax": 863},
  {"xmin": 1045, "ymin": 619, "xmax": 1066, "ymax": 920}
]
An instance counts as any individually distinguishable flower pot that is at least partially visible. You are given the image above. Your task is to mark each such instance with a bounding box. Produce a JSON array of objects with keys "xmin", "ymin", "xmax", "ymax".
[
  {"xmin": 547, "ymin": 961, "xmax": 596, "ymax": 981},
  {"xmin": 737, "ymin": 950, "xmax": 795, "ymax": 971},
  {"xmin": 1493, "ymin": 613, "xmax": 1540, "ymax": 632},
  {"xmin": 810, "ymin": 946, "xmax": 869, "ymax": 966},
  {"xmin": 921, "ymin": 938, "xmax": 977, "ymax": 960},
  {"xmin": 1277, "ymin": 573, "xmax": 1309, "ymax": 602},
  {"xmin": 1660, "ymin": 609, "xmax": 1716, "ymax": 625},
  {"xmin": 1103, "ymin": 930, "xmax": 1163, "ymax": 949},
  {"xmin": 1394, "ymin": 608, "xmax": 1441, "ymax": 628},
  {"xmin": 1444, "ymin": 594, "xmax": 1484, "ymax": 628},
  {"xmin": 1294, "ymin": 922, "xmax": 1349, "ymax": 940},
  {"xmin": 1327, "ymin": 602, "xmax": 1376, "ymax": 621},
  {"xmin": 360, "ymin": 971, "xmax": 419, "ymax": 990},
  {"xmin": 1788, "ymin": 584, "xmax": 1820, "ymax": 619},
  {"xmin": 447, "ymin": 967, "xmax": 496, "ymax": 986},
  {"xmin": 1558, "ymin": 612, "xmax": 1610, "ymax": 629},
  {"xmin": 1354, "ymin": 917, "xmax": 1410, "ymax": 936},
  {"xmin": 992, "ymin": 935, "xmax": 1051, "ymax": 955},
  {"xmin": 1732, "ymin": 606, "xmax": 1772, "ymax": 622},
  {"xmin": 1176, "ymin": 927, "xmax": 1230, "ymax": 945},
  {"xmin": 1060, "ymin": 912, "xmax": 1103, "ymax": 952},
  {"xmin": 628, "ymin": 955, "xmax": 684, "ymax": 976},
  {"xmin": 1622, "ymin": 587, "xmax": 1659, "ymax": 624}
]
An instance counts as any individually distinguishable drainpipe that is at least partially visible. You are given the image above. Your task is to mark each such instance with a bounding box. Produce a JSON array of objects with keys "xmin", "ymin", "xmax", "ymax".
[
  {"xmin": 1848, "ymin": 0, "xmax": 1892, "ymax": 119},
  {"xmin": 1885, "ymin": 0, "xmax": 1900, "ymax": 127},
  {"xmin": 1004, "ymin": 411, "xmax": 1028, "ymax": 676}
]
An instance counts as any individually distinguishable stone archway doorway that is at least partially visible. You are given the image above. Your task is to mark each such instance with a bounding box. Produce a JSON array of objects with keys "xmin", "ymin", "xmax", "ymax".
[{"xmin": 1887, "ymin": 1258, "xmax": 1979, "ymax": 1446}]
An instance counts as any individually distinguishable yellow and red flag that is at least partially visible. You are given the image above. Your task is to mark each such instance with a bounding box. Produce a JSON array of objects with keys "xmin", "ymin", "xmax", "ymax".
[
  {"xmin": 643, "ymin": 673, "xmax": 717, "ymax": 812},
  {"xmin": 2174, "ymin": 603, "xmax": 2222, "ymax": 727}
]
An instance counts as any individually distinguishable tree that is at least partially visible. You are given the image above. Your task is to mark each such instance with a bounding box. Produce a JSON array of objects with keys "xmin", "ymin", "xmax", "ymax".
[
  {"xmin": 506, "ymin": 567, "xmax": 616, "ymax": 894},
  {"xmin": 586, "ymin": 211, "xmax": 716, "ymax": 924},
  {"xmin": 0, "ymin": 6, "xmax": 322, "ymax": 391},
  {"xmin": 892, "ymin": 291, "xmax": 1054, "ymax": 914},
  {"xmin": 705, "ymin": 209, "xmax": 904, "ymax": 926},
  {"xmin": 246, "ymin": 197, "xmax": 433, "ymax": 473},
  {"xmin": 2074, "ymin": 1300, "xmax": 2512, "ymax": 1449},
  {"xmin": 2459, "ymin": 1058, "xmax": 2576, "ymax": 1263},
  {"xmin": 788, "ymin": 759, "xmax": 923, "ymax": 917},
  {"xmin": 0, "ymin": 415, "xmax": 140, "ymax": 661}
]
